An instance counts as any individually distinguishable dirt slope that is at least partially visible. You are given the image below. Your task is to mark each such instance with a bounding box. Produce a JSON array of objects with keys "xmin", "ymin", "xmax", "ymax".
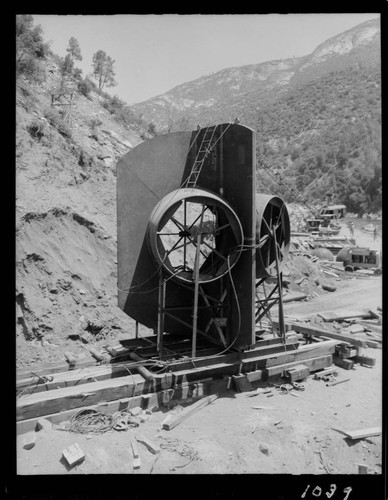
[{"xmin": 16, "ymin": 59, "xmax": 149, "ymax": 367}]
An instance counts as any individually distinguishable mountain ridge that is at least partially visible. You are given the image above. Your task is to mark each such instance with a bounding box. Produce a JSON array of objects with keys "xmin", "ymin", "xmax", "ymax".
[{"xmin": 131, "ymin": 17, "xmax": 380, "ymax": 130}]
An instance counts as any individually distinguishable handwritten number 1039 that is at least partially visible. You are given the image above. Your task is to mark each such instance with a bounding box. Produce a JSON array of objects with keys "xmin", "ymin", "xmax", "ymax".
[{"xmin": 301, "ymin": 485, "xmax": 352, "ymax": 499}]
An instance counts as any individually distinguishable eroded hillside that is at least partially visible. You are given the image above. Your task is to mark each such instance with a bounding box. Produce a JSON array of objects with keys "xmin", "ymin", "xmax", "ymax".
[{"xmin": 16, "ymin": 57, "xmax": 148, "ymax": 367}]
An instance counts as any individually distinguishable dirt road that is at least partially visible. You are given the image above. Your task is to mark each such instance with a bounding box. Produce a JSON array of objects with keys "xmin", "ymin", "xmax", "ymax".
[{"xmin": 284, "ymin": 276, "xmax": 382, "ymax": 317}]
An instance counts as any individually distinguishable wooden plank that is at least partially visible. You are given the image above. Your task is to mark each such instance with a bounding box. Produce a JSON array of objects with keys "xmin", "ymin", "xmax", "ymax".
[
  {"xmin": 164, "ymin": 339, "xmax": 299, "ymax": 373},
  {"xmin": 368, "ymin": 310, "xmax": 382, "ymax": 320},
  {"xmin": 357, "ymin": 321, "xmax": 382, "ymax": 334},
  {"xmin": 317, "ymin": 309, "xmax": 371, "ymax": 322},
  {"xmin": 16, "ymin": 358, "xmax": 99, "ymax": 380},
  {"xmin": 326, "ymin": 378, "xmax": 350, "ymax": 386},
  {"xmin": 282, "ymin": 292, "xmax": 307, "ymax": 303},
  {"xmin": 17, "ymin": 359, "xmax": 157, "ymax": 394},
  {"xmin": 241, "ymin": 340, "xmax": 337, "ymax": 372},
  {"xmin": 169, "ymin": 340, "xmax": 336, "ymax": 385},
  {"xmin": 342, "ymin": 427, "xmax": 382, "ymax": 440},
  {"xmin": 163, "ymin": 394, "xmax": 218, "ymax": 430},
  {"xmin": 365, "ymin": 340, "xmax": 380, "ymax": 349},
  {"xmin": 291, "ymin": 323, "xmax": 367, "ymax": 348},
  {"xmin": 313, "ymin": 367, "xmax": 338, "ymax": 379}
]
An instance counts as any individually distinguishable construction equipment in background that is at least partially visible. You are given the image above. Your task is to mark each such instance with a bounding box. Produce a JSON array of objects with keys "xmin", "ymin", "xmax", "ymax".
[{"xmin": 342, "ymin": 247, "xmax": 382, "ymax": 274}]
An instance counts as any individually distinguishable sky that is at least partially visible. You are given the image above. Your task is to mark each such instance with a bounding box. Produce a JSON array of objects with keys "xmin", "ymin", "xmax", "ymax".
[{"xmin": 33, "ymin": 13, "xmax": 380, "ymax": 105}]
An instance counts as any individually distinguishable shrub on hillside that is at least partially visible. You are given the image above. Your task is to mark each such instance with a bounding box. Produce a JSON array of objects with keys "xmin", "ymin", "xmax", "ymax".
[
  {"xmin": 43, "ymin": 107, "xmax": 72, "ymax": 139},
  {"xmin": 77, "ymin": 78, "xmax": 94, "ymax": 98},
  {"xmin": 102, "ymin": 95, "xmax": 126, "ymax": 115},
  {"xmin": 26, "ymin": 118, "xmax": 46, "ymax": 140}
]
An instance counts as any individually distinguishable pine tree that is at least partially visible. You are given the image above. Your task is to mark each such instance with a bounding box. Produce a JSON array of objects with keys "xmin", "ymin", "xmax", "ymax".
[
  {"xmin": 91, "ymin": 50, "xmax": 117, "ymax": 92},
  {"xmin": 66, "ymin": 37, "xmax": 82, "ymax": 63}
]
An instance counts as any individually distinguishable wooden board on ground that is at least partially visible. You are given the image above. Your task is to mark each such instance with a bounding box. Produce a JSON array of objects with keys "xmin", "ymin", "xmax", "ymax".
[
  {"xmin": 342, "ymin": 427, "xmax": 382, "ymax": 440},
  {"xmin": 290, "ymin": 323, "xmax": 367, "ymax": 348},
  {"xmin": 282, "ymin": 292, "xmax": 307, "ymax": 303},
  {"xmin": 357, "ymin": 321, "xmax": 382, "ymax": 334},
  {"xmin": 317, "ymin": 310, "xmax": 371, "ymax": 322},
  {"xmin": 163, "ymin": 394, "xmax": 218, "ymax": 430}
]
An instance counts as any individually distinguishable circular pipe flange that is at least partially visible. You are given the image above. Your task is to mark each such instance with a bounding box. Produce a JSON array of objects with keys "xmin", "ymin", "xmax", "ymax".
[
  {"xmin": 255, "ymin": 194, "xmax": 290, "ymax": 278},
  {"xmin": 147, "ymin": 188, "xmax": 244, "ymax": 284}
]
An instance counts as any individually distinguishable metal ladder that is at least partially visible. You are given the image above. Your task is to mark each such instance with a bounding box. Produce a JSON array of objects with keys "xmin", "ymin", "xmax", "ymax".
[{"xmin": 185, "ymin": 125, "xmax": 217, "ymax": 188}]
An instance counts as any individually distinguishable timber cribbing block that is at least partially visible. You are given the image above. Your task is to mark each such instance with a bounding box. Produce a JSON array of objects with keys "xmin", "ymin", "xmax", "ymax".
[
  {"xmin": 284, "ymin": 364, "xmax": 310, "ymax": 382},
  {"xmin": 333, "ymin": 357, "xmax": 354, "ymax": 370},
  {"xmin": 232, "ymin": 374, "xmax": 253, "ymax": 392},
  {"xmin": 246, "ymin": 355, "xmax": 332, "ymax": 383},
  {"xmin": 354, "ymin": 355, "xmax": 376, "ymax": 367}
]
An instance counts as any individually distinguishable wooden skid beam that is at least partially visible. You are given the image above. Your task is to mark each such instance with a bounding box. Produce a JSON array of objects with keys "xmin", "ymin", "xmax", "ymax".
[
  {"xmin": 17, "ymin": 374, "xmax": 146, "ymax": 421},
  {"xmin": 17, "ymin": 361, "xmax": 158, "ymax": 394},
  {"xmin": 317, "ymin": 310, "xmax": 371, "ymax": 322},
  {"xmin": 17, "ymin": 339, "xmax": 336, "ymax": 424},
  {"xmin": 17, "ymin": 377, "xmax": 230, "ymax": 435},
  {"xmin": 290, "ymin": 323, "xmax": 368, "ymax": 348}
]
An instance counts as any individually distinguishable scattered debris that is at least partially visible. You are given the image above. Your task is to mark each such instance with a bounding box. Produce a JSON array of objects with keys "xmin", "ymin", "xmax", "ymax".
[
  {"xmin": 251, "ymin": 405, "xmax": 278, "ymax": 410},
  {"xmin": 62, "ymin": 443, "xmax": 85, "ymax": 468},
  {"xmin": 35, "ymin": 418, "xmax": 52, "ymax": 432},
  {"xmin": 22, "ymin": 432, "xmax": 36, "ymax": 450},
  {"xmin": 314, "ymin": 367, "xmax": 338, "ymax": 380},
  {"xmin": 348, "ymin": 324, "xmax": 365, "ymax": 335},
  {"xmin": 64, "ymin": 352, "xmax": 77, "ymax": 365},
  {"xmin": 326, "ymin": 378, "xmax": 350, "ymax": 387},
  {"xmin": 129, "ymin": 407, "xmax": 141, "ymax": 417},
  {"xmin": 259, "ymin": 443, "xmax": 270, "ymax": 455},
  {"xmin": 279, "ymin": 383, "xmax": 294, "ymax": 394},
  {"xmin": 136, "ymin": 434, "xmax": 161, "ymax": 454},
  {"xmin": 245, "ymin": 388, "xmax": 272, "ymax": 398},
  {"xmin": 232, "ymin": 373, "xmax": 253, "ymax": 392},
  {"xmin": 67, "ymin": 408, "xmax": 116, "ymax": 434},
  {"xmin": 88, "ymin": 347, "xmax": 108, "ymax": 362},
  {"xmin": 130, "ymin": 433, "xmax": 141, "ymax": 470}
]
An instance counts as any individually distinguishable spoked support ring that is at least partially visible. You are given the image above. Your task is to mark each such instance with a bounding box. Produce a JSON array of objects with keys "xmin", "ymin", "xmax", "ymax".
[{"xmin": 147, "ymin": 188, "xmax": 244, "ymax": 285}]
